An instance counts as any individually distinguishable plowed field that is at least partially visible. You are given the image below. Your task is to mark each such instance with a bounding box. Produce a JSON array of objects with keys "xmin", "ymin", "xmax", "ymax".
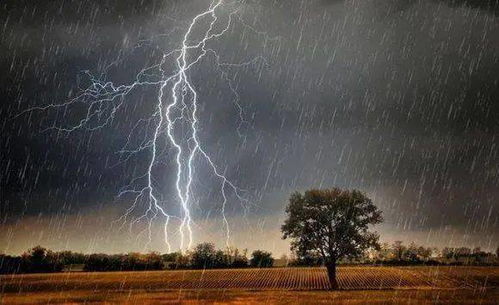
[{"xmin": 2, "ymin": 266, "xmax": 497, "ymax": 292}]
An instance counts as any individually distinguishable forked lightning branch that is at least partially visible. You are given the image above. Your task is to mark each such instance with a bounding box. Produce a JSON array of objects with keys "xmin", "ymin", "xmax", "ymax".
[{"xmin": 19, "ymin": 0, "xmax": 270, "ymax": 252}]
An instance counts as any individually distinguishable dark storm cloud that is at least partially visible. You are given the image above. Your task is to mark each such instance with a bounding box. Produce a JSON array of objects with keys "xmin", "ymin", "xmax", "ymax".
[
  {"xmin": 440, "ymin": 0, "xmax": 499, "ymax": 14},
  {"xmin": 0, "ymin": 0, "xmax": 169, "ymax": 217},
  {"xmin": 1, "ymin": 0, "xmax": 498, "ymax": 252},
  {"xmin": 219, "ymin": 0, "xmax": 499, "ymax": 233},
  {"xmin": 319, "ymin": 0, "xmax": 499, "ymax": 14}
]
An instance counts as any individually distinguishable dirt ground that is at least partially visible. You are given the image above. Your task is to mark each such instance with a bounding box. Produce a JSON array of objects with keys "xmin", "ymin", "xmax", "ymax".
[{"xmin": 2, "ymin": 289, "xmax": 498, "ymax": 305}]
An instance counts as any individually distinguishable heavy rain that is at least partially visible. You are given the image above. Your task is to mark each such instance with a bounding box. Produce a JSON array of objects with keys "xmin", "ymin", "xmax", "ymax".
[{"xmin": 1, "ymin": 1, "xmax": 498, "ymax": 304}]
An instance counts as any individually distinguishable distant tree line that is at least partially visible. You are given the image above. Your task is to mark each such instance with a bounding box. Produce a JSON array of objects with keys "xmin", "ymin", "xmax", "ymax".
[
  {"xmin": 287, "ymin": 241, "xmax": 499, "ymax": 266},
  {"xmin": 0, "ymin": 243, "xmax": 274, "ymax": 274},
  {"xmin": 84, "ymin": 252, "xmax": 164, "ymax": 272},
  {"xmin": 163, "ymin": 243, "xmax": 273, "ymax": 269},
  {"xmin": 0, "ymin": 246, "xmax": 65, "ymax": 274},
  {"xmin": 370, "ymin": 241, "xmax": 497, "ymax": 265},
  {"xmin": 1, "ymin": 242, "xmax": 497, "ymax": 275}
]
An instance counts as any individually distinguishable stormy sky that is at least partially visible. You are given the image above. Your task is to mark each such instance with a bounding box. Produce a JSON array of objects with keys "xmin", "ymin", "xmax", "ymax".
[{"xmin": 1, "ymin": 0, "xmax": 498, "ymax": 255}]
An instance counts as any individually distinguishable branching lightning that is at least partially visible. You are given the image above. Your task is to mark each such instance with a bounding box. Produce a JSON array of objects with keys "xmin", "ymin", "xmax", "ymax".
[{"xmin": 17, "ymin": 0, "xmax": 275, "ymax": 252}]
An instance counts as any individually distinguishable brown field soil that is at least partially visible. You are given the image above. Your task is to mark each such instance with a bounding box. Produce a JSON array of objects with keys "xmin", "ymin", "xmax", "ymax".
[{"xmin": 1, "ymin": 266, "xmax": 498, "ymax": 304}]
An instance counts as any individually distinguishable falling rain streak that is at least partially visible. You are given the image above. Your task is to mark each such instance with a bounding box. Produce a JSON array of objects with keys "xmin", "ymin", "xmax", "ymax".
[{"xmin": 1, "ymin": 0, "xmax": 498, "ymax": 254}]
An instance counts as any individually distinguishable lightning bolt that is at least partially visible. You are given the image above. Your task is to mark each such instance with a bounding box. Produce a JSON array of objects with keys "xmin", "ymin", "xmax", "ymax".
[{"xmin": 16, "ymin": 0, "xmax": 276, "ymax": 252}]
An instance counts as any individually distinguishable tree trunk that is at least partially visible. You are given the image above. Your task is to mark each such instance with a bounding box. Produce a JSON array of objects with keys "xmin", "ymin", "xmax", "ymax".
[{"xmin": 326, "ymin": 261, "xmax": 339, "ymax": 290}]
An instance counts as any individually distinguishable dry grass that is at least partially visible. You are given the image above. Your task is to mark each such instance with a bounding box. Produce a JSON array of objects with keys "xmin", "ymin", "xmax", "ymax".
[{"xmin": 1, "ymin": 266, "xmax": 498, "ymax": 304}]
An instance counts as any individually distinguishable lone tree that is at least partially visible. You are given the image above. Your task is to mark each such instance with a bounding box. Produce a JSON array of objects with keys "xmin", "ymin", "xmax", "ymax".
[{"xmin": 281, "ymin": 188, "xmax": 383, "ymax": 289}]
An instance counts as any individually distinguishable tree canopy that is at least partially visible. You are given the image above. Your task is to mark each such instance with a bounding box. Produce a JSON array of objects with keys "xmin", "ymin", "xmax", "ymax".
[{"xmin": 250, "ymin": 250, "xmax": 274, "ymax": 268}]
